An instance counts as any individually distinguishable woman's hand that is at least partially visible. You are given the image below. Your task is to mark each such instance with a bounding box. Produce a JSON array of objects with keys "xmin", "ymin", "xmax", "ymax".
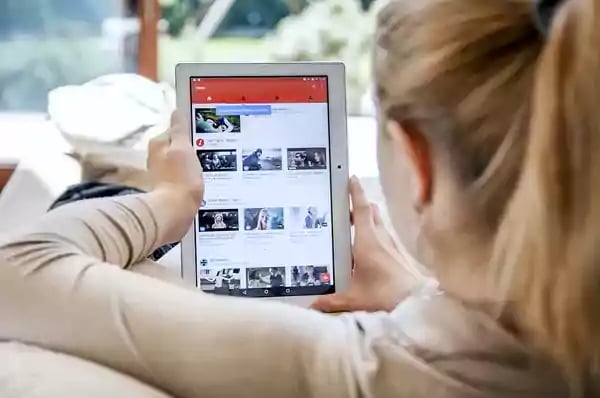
[
  {"xmin": 146, "ymin": 111, "xmax": 204, "ymax": 243},
  {"xmin": 312, "ymin": 177, "xmax": 425, "ymax": 313},
  {"xmin": 148, "ymin": 111, "xmax": 204, "ymax": 206}
]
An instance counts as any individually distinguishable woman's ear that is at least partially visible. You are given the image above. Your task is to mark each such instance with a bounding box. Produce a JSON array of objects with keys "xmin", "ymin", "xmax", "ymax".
[{"xmin": 385, "ymin": 120, "xmax": 432, "ymax": 210}]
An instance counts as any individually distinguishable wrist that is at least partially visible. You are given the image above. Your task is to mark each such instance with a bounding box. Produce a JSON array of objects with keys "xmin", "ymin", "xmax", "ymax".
[
  {"xmin": 154, "ymin": 183, "xmax": 202, "ymax": 215},
  {"xmin": 146, "ymin": 184, "xmax": 202, "ymax": 245},
  {"xmin": 380, "ymin": 264, "xmax": 427, "ymax": 309}
]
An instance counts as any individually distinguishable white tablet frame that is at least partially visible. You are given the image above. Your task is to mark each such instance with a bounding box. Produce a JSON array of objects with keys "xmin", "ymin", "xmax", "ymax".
[{"xmin": 175, "ymin": 62, "xmax": 351, "ymax": 307}]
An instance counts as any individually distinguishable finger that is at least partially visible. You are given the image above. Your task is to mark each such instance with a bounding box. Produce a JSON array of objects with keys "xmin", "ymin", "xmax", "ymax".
[
  {"xmin": 148, "ymin": 131, "xmax": 170, "ymax": 153},
  {"xmin": 169, "ymin": 126, "xmax": 190, "ymax": 148},
  {"xmin": 371, "ymin": 203, "xmax": 383, "ymax": 226},
  {"xmin": 171, "ymin": 110, "xmax": 186, "ymax": 128},
  {"xmin": 168, "ymin": 111, "xmax": 188, "ymax": 145},
  {"xmin": 311, "ymin": 293, "xmax": 357, "ymax": 313},
  {"xmin": 349, "ymin": 176, "xmax": 373, "ymax": 227},
  {"xmin": 147, "ymin": 132, "xmax": 170, "ymax": 169},
  {"xmin": 168, "ymin": 115, "xmax": 191, "ymax": 148}
]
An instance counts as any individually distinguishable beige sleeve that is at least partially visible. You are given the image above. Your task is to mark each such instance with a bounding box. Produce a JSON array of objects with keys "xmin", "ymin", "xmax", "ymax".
[
  {"xmin": 0, "ymin": 195, "xmax": 160, "ymax": 270},
  {"xmin": 0, "ymin": 195, "xmax": 371, "ymax": 398}
]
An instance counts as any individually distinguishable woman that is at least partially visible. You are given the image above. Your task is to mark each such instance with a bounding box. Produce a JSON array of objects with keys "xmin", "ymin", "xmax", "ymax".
[
  {"xmin": 211, "ymin": 213, "xmax": 227, "ymax": 230},
  {"xmin": 253, "ymin": 208, "xmax": 270, "ymax": 230},
  {"xmin": 311, "ymin": 151, "xmax": 325, "ymax": 168},
  {"xmin": 209, "ymin": 153, "xmax": 221, "ymax": 170},
  {"xmin": 0, "ymin": 0, "xmax": 596, "ymax": 396}
]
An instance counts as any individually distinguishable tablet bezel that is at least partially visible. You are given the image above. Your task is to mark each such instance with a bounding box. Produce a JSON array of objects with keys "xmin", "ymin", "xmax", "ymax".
[{"xmin": 175, "ymin": 62, "xmax": 351, "ymax": 307}]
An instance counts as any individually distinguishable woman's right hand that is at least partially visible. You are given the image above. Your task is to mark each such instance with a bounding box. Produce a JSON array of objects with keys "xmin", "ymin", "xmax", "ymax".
[{"xmin": 312, "ymin": 177, "xmax": 425, "ymax": 313}]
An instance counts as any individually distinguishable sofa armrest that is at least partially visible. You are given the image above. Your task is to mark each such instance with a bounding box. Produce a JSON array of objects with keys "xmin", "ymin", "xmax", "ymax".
[
  {"xmin": 0, "ymin": 154, "xmax": 81, "ymax": 236},
  {"xmin": 0, "ymin": 163, "xmax": 15, "ymax": 192}
]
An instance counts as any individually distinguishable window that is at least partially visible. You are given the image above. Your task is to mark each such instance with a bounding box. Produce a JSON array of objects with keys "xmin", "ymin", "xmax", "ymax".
[
  {"xmin": 0, "ymin": 0, "xmax": 382, "ymax": 233},
  {"xmin": 158, "ymin": 0, "xmax": 379, "ymax": 116},
  {"xmin": 0, "ymin": 0, "xmax": 138, "ymax": 112}
]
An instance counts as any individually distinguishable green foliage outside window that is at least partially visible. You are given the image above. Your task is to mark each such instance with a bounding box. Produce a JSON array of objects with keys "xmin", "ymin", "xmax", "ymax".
[
  {"xmin": 0, "ymin": 0, "xmax": 382, "ymax": 113},
  {"xmin": 270, "ymin": 0, "xmax": 384, "ymax": 114}
]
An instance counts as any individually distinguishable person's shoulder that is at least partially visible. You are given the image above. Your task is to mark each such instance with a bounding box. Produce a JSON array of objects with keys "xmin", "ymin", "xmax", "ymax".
[
  {"xmin": 389, "ymin": 287, "xmax": 522, "ymax": 355},
  {"xmin": 343, "ymin": 284, "xmax": 567, "ymax": 397}
]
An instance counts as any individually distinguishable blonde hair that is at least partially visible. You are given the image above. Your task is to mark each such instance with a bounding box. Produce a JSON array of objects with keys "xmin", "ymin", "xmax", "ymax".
[{"xmin": 375, "ymin": 0, "xmax": 600, "ymax": 392}]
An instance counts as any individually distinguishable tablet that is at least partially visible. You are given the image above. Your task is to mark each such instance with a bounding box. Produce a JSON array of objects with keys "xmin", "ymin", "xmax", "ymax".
[{"xmin": 176, "ymin": 62, "xmax": 351, "ymax": 307}]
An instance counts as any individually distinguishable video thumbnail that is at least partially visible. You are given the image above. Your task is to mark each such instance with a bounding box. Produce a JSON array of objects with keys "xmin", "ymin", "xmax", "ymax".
[
  {"xmin": 242, "ymin": 148, "xmax": 283, "ymax": 171},
  {"xmin": 289, "ymin": 206, "xmax": 329, "ymax": 229},
  {"xmin": 196, "ymin": 149, "xmax": 237, "ymax": 172},
  {"xmin": 199, "ymin": 268, "xmax": 242, "ymax": 291},
  {"xmin": 198, "ymin": 209, "xmax": 239, "ymax": 232},
  {"xmin": 195, "ymin": 107, "xmax": 241, "ymax": 133},
  {"xmin": 244, "ymin": 207, "xmax": 284, "ymax": 231},
  {"xmin": 247, "ymin": 267, "xmax": 286, "ymax": 288},
  {"xmin": 291, "ymin": 266, "xmax": 331, "ymax": 287},
  {"xmin": 287, "ymin": 147, "xmax": 327, "ymax": 170}
]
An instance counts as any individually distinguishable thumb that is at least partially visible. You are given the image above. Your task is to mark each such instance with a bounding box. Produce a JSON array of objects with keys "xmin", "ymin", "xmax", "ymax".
[
  {"xmin": 350, "ymin": 176, "xmax": 374, "ymax": 229},
  {"xmin": 311, "ymin": 292, "xmax": 358, "ymax": 313},
  {"xmin": 169, "ymin": 112, "xmax": 190, "ymax": 147}
]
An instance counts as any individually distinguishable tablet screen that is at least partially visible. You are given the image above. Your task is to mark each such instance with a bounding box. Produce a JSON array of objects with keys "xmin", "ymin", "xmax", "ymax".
[{"xmin": 190, "ymin": 76, "xmax": 335, "ymax": 297}]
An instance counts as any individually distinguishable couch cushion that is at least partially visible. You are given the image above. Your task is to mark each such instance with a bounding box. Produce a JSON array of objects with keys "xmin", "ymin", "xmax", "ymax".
[{"xmin": 0, "ymin": 341, "xmax": 171, "ymax": 398}]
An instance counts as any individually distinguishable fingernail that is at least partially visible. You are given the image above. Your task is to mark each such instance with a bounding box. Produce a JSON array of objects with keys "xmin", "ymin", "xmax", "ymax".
[{"xmin": 350, "ymin": 175, "xmax": 358, "ymax": 184}]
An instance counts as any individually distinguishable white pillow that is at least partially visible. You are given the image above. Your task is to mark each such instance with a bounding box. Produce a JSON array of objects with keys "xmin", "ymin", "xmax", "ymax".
[{"xmin": 48, "ymin": 73, "xmax": 175, "ymax": 170}]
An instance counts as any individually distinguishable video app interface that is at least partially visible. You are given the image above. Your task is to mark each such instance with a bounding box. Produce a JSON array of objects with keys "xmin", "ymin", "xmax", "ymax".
[{"xmin": 191, "ymin": 76, "xmax": 334, "ymax": 297}]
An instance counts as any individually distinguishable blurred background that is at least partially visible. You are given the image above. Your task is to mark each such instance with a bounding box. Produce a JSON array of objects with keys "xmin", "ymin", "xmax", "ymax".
[
  {"xmin": 0, "ymin": 0, "xmax": 382, "ymax": 115},
  {"xmin": 0, "ymin": 0, "xmax": 385, "ymax": 237}
]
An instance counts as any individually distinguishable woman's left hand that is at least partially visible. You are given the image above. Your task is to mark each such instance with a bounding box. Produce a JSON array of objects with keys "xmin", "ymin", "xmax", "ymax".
[
  {"xmin": 146, "ymin": 111, "xmax": 204, "ymax": 243},
  {"xmin": 148, "ymin": 111, "xmax": 204, "ymax": 208}
]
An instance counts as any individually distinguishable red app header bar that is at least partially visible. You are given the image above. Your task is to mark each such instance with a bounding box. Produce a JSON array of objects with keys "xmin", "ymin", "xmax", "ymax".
[{"xmin": 191, "ymin": 77, "xmax": 328, "ymax": 104}]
